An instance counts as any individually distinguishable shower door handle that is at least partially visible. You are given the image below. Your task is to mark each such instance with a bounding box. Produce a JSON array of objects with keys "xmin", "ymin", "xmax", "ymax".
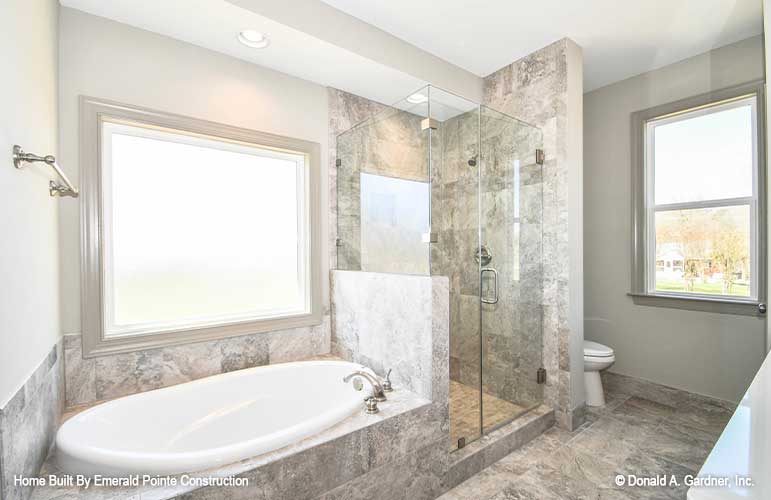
[{"xmin": 481, "ymin": 268, "xmax": 498, "ymax": 304}]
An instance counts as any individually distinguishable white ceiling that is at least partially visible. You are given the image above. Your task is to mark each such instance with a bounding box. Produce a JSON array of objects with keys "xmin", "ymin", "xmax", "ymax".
[
  {"xmin": 320, "ymin": 0, "xmax": 763, "ymax": 91},
  {"xmin": 58, "ymin": 0, "xmax": 433, "ymax": 106},
  {"xmin": 60, "ymin": 0, "xmax": 763, "ymax": 103}
]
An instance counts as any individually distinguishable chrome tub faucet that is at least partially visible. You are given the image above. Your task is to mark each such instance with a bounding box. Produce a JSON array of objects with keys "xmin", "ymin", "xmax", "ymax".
[{"xmin": 343, "ymin": 371, "xmax": 387, "ymax": 402}]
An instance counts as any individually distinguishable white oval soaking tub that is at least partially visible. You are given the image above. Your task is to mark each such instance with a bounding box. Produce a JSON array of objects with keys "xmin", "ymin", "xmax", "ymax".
[{"xmin": 56, "ymin": 360, "xmax": 373, "ymax": 476}]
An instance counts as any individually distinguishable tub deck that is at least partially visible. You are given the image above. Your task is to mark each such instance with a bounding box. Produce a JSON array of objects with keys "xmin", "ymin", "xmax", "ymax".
[{"xmin": 32, "ymin": 382, "xmax": 430, "ymax": 500}]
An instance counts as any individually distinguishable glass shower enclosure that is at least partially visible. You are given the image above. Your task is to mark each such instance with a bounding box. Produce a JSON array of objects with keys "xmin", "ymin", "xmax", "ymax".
[{"xmin": 336, "ymin": 85, "xmax": 544, "ymax": 450}]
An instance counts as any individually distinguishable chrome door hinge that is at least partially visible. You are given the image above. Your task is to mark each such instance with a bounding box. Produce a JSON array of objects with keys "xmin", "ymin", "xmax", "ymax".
[
  {"xmin": 421, "ymin": 118, "xmax": 439, "ymax": 131},
  {"xmin": 421, "ymin": 232, "xmax": 438, "ymax": 243},
  {"xmin": 536, "ymin": 367, "xmax": 546, "ymax": 384},
  {"xmin": 335, "ymin": 158, "xmax": 342, "ymax": 167},
  {"xmin": 335, "ymin": 238, "xmax": 343, "ymax": 247},
  {"xmin": 535, "ymin": 149, "xmax": 545, "ymax": 165}
]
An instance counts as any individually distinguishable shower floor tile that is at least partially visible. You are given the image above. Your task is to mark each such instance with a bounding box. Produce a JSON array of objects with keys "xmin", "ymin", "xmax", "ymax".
[{"xmin": 449, "ymin": 380, "xmax": 528, "ymax": 449}]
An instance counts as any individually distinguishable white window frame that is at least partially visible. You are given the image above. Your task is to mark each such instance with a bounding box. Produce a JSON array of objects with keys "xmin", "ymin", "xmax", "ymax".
[
  {"xmin": 79, "ymin": 96, "xmax": 322, "ymax": 357},
  {"xmin": 644, "ymin": 96, "xmax": 759, "ymax": 300},
  {"xmin": 630, "ymin": 81, "xmax": 766, "ymax": 315}
]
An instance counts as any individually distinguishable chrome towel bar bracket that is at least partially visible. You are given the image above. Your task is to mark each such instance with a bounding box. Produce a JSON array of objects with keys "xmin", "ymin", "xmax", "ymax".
[{"xmin": 13, "ymin": 145, "xmax": 79, "ymax": 198}]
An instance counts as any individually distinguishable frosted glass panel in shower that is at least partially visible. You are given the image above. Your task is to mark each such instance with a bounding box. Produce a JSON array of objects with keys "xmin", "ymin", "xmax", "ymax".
[{"xmin": 360, "ymin": 173, "xmax": 429, "ymax": 274}]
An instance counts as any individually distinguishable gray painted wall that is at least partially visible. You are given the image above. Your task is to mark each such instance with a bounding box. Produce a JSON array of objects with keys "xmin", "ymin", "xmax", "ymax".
[{"xmin": 584, "ymin": 36, "xmax": 766, "ymax": 402}]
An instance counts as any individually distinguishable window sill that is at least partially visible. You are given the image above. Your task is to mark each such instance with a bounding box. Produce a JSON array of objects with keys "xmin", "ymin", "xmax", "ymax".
[{"xmin": 627, "ymin": 292, "xmax": 765, "ymax": 317}]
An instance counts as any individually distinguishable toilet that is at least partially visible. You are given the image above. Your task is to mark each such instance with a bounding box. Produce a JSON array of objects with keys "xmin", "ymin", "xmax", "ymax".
[{"xmin": 583, "ymin": 340, "xmax": 615, "ymax": 407}]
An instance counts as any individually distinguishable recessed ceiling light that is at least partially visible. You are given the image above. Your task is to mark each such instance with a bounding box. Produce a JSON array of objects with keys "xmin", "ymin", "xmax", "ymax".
[
  {"xmin": 406, "ymin": 93, "xmax": 428, "ymax": 104},
  {"xmin": 237, "ymin": 30, "xmax": 270, "ymax": 49}
]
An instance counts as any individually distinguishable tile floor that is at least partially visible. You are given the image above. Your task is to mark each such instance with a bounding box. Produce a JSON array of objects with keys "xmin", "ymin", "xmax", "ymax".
[
  {"xmin": 441, "ymin": 384, "xmax": 734, "ymax": 499},
  {"xmin": 450, "ymin": 380, "xmax": 529, "ymax": 449}
]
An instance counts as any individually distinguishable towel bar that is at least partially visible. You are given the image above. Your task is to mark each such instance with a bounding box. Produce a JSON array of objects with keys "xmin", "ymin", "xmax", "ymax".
[{"xmin": 12, "ymin": 145, "xmax": 79, "ymax": 198}]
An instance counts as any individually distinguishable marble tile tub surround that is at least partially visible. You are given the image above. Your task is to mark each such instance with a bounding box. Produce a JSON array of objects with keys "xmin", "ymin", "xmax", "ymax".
[
  {"xmin": 33, "ymin": 383, "xmax": 437, "ymax": 500},
  {"xmin": 314, "ymin": 404, "xmax": 554, "ymax": 500},
  {"xmin": 63, "ymin": 317, "xmax": 330, "ymax": 408},
  {"xmin": 0, "ymin": 340, "xmax": 64, "ymax": 500},
  {"xmin": 483, "ymin": 38, "xmax": 585, "ymax": 430},
  {"xmin": 35, "ymin": 270, "xmax": 459, "ymax": 500},
  {"xmin": 441, "ymin": 373, "xmax": 733, "ymax": 500},
  {"xmin": 331, "ymin": 270, "xmax": 448, "ymax": 402}
]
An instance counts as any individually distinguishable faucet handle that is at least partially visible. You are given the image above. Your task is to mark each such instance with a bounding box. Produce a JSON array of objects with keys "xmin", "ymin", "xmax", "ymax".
[
  {"xmin": 364, "ymin": 397, "xmax": 379, "ymax": 414},
  {"xmin": 382, "ymin": 369, "xmax": 393, "ymax": 392}
]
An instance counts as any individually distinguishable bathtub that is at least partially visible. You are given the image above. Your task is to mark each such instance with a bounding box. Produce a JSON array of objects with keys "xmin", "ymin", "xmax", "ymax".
[{"xmin": 56, "ymin": 360, "xmax": 373, "ymax": 476}]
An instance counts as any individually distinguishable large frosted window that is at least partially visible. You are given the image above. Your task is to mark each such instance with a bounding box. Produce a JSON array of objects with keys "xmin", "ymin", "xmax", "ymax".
[
  {"xmin": 101, "ymin": 121, "xmax": 310, "ymax": 338},
  {"xmin": 645, "ymin": 96, "xmax": 758, "ymax": 299}
]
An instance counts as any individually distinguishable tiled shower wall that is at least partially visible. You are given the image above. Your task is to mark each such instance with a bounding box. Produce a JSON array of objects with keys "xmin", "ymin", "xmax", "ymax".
[
  {"xmin": 430, "ymin": 110, "xmax": 480, "ymax": 394},
  {"xmin": 484, "ymin": 38, "xmax": 585, "ymax": 429},
  {"xmin": 479, "ymin": 114, "xmax": 545, "ymax": 410},
  {"xmin": 335, "ymin": 107, "xmax": 429, "ymax": 274},
  {"xmin": 329, "ymin": 77, "xmax": 572, "ymax": 421},
  {"xmin": 328, "ymin": 89, "xmax": 391, "ymax": 271},
  {"xmin": 431, "ymin": 109, "xmax": 544, "ymax": 409}
]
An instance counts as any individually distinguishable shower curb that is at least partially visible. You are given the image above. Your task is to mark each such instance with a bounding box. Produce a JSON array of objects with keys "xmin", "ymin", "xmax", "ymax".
[{"xmin": 440, "ymin": 404, "xmax": 555, "ymax": 493}]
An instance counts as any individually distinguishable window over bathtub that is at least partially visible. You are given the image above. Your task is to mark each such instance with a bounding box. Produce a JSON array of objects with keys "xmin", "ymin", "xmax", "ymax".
[
  {"xmin": 80, "ymin": 97, "xmax": 322, "ymax": 356},
  {"xmin": 630, "ymin": 81, "xmax": 766, "ymax": 315}
]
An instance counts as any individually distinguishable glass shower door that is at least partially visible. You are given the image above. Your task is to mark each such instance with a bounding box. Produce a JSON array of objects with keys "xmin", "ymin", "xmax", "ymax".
[
  {"xmin": 427, "ymin": 87, "xmax": 483, "ymax": 450},
  {"xmin": 479, "ymin": 106, "xmax": 544, "ymax": 434}
]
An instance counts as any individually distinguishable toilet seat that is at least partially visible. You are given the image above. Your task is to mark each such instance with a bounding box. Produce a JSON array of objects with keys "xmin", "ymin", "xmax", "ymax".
[{"xmin": 583, "ymin": 340, "xmax": 613, "ymax": 358}]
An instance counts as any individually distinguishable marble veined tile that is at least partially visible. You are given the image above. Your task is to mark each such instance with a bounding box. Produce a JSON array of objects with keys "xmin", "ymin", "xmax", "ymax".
[
  {"xmin": 442, "ymin": 373, "xmax": 732, "ymax": 500},
  {"xmin": 64, "ymin": 315, "xmax": 331, "ymax": 407},
  {"xmin": 1, "ymin": 340, "xmax": 63, "ymax": 500}
]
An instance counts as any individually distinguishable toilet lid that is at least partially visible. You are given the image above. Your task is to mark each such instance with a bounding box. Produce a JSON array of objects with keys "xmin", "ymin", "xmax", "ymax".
[{"xmin": 584, "ymin": 340, "xmax": 613, "ymax": 357}]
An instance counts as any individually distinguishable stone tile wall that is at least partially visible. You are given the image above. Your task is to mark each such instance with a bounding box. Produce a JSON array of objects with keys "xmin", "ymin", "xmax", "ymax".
[
  {"xmin": 483, "ymin": 39, "xmax": 584, "ymax": 429},
  {"xmin": 331, "ymin": 270, "xmax": 448, "ymax": 407},
  {"xmin": 430, "ymin": 109, "xmax": 481, "ymax": 395},
  {"xmin": 0, "ymin": 341, "xmax": 63, "ymax": 500},
  {"xmin": 328, "ymin": 89, "xmax": 390, "ymax": 272},
  {"xmin": 63, "ymin": 318, "xmax": 330, "ymax": 408},
  {"xmin": 431, "ymin": 107, "xmax": 545, "ymax": 410},
  {"xmin": 333, "ymin": 92, "xmax": 430, "ymax": 274}
]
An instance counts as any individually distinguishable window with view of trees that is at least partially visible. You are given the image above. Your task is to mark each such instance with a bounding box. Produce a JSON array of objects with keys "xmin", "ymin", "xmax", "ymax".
[{"xmin": 643, "ymin": 94, "xmax": 759, "ymax": 300}]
